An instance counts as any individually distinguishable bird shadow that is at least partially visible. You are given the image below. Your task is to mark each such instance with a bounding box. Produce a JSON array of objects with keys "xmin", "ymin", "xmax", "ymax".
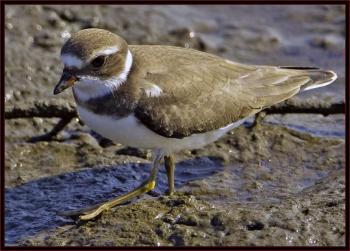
[{"xmin": 5, "ymin": 156, "xmax": 223, "ymax": 245}]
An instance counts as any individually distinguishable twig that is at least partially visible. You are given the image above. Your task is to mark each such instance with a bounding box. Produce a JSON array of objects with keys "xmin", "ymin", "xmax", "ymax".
[
  {"xmin": 4, "ymin": 99, "xmax": 345, "ymax": 141},
  {"xmin": 5, "ymin": 100, "xmax": 77, "ymax": 142},
  {"xmin": 264, "ymin": 99, "xmax": 345, "ymax": 116},
  {"xmin": 5, "ymin": 100, "xmax": 77, "ymax": 119},
  {"xmin": 28, "ymin": 117, "xmax": 73, "ymax": 143}
]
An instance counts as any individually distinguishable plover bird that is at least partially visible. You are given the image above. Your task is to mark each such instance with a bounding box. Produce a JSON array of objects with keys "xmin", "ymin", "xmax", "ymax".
[{"xmin": 54, "ymin": 28, "xmax": 337, "ymax": 220}]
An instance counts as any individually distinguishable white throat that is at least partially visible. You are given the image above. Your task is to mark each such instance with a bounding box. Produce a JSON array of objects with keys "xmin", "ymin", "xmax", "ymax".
[{"xmin": 72, "ymin": 49, "xmax": 133, "ymax": 101}]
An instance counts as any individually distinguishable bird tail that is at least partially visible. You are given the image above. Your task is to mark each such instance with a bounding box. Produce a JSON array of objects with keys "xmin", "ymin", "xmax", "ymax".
[{"xmin": 279, "ymin": 66, "xmax": 337, "ymax": 92}]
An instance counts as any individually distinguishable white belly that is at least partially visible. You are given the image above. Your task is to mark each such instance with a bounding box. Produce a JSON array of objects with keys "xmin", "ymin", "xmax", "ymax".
[{"xmin": 77, "ymin": 105, "xmax": 245, "ymax": 153}]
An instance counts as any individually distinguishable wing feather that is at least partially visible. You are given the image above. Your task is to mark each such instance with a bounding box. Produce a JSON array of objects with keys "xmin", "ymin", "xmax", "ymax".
[{"xmin": 129, "ymin": 46, "xmax": 324, "ymax": 138}]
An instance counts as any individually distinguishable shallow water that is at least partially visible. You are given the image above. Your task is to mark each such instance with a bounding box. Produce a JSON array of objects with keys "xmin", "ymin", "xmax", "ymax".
[
  {"xmin": 4, "ymin": 4, "xmax": 346, "ymax": 246},
  {"xmin": 5, "ymin": 157, "xmax": 223, "ymax": 244}
]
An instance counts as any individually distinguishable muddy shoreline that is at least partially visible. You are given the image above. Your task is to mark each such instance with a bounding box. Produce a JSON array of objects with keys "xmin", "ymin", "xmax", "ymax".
[{"xmin": 5, "ymin": 5, "xmax": 346, "ymax": 246}]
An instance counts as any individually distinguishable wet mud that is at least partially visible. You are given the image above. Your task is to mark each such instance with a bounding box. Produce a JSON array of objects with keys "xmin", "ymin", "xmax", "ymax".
[{"xmin": 4, "ymin": 5, "xmax": 346, "ymax": 246}]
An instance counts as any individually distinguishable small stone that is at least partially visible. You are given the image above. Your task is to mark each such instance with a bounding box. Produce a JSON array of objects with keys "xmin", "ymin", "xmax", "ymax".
[
  {"xmin": 47, "ymin": 11, "xmax": 66, "ymax": 28},
  {"xmin": 246, "ymin": 220, "xmax": 264, "ymax": 231},
  {"xmin": 33, "ymin": 30, "xmax": 61, "ymax": 48},
  {"xmin": 58, "ymin": 9, "xmax": 77, "ymax": 22},
  {"xmin": 310, "ymin": 34, "xmax": 344, "ymax": 49},
  {"xmin": 176, "ymin": 214, "xmax": 198, "ymax": 226},
  {"xmin": 5, "ymin": 22, "xmax": 13, "ymax": 30},
  {"xmin": 162, "ymin": 214, "xmax": 176, "ymax": 224},
  {"xmin": 168, "ymin": 232, "xmax": 185, "ymax": 246},
  {"xmin": 211, "ymin": 213, "xmax": 226, "ymax": 230}
]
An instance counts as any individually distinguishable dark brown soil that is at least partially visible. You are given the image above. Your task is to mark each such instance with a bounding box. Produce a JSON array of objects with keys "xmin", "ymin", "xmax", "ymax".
[{"xmin": 4, "ymin": 4, "xmax": 345, "ymax": 246}]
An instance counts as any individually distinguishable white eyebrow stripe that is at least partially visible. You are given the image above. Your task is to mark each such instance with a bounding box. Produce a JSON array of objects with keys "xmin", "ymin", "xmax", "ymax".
[
  {"xmin": 61, "ymin": 54, "xmax": 84, "ymax": 69},
  {"xmin": 94, "ymin": 46, "xmax": 119, "ymax": 57},
  {"xmin": 72, "ymin": 49, "xmax": 134, "ymax": 101}
]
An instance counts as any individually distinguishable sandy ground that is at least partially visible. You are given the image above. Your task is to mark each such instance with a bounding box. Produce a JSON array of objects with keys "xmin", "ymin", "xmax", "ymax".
[{"xmin": 4, "ymin": 5, "xmax": 346, "ymax": 246}]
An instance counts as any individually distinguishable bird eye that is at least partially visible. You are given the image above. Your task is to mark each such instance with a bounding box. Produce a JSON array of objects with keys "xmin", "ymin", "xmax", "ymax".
[{"xmin": 91, "ymin": 56, "xmax": 105, "ymax": 68}]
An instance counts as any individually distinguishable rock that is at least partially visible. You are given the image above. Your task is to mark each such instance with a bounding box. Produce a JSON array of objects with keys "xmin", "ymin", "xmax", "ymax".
[
  {"xmin": 33, "ymin": 30, "xmax": 62, "ymax": 48},
  {"xmin": 246, "ymin": 220, "xmax": 265, "ymax": 231},
  {"xmin": 310, "ymin": 34, "xmax": 344, "ymax": 49}
]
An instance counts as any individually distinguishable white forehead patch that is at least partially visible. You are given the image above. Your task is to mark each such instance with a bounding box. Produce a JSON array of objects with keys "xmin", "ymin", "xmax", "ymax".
[
  {"xmin": 94, "ymin": 46, "xmax": 119, "ymax": 57},
  {"xmin": 61, "ymin": 54, "xmax": 84, "ymax": 69}
]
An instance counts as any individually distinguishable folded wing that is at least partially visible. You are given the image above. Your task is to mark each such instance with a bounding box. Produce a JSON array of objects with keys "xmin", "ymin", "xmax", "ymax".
[{"xmin": 131, "ymin": 46, "xmax": 336, "ymax": 138}]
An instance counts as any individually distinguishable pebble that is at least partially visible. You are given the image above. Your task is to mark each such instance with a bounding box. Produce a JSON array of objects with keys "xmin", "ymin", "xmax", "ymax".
[
  {"xmin": 47, "ymin": 11, "xmax": 66, "ymax": 28},
  {"xmin": 5, "ymin": 22, "xmax": 13, "ymax": 30},
  {"xmin": 310, "ymin": 34, "xmax": 344, "ymax": 49},
  {"xmin": 246, "ymin": 220, "xmax": 265, "ymax": 231},
  {"xmin": 33, "ymin": 30, "xmax": 61, "ymax": 48},
  {"xmin": 175, "ymin": 214, "xmax": 199, "ymax": 226}
]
